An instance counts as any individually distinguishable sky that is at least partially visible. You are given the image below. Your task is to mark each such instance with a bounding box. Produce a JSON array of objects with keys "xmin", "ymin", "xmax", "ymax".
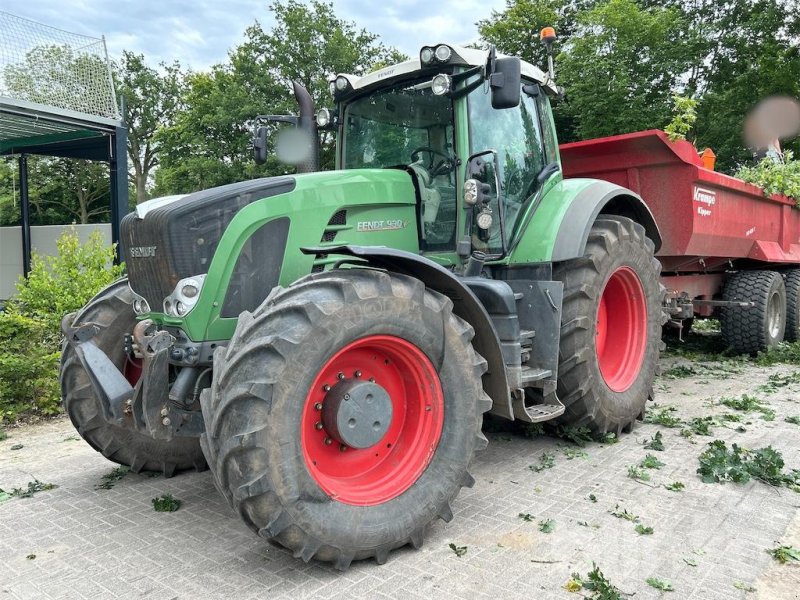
[{"xmin": 6, "ymin": 0, "xmax": 508, "ymax": 70}]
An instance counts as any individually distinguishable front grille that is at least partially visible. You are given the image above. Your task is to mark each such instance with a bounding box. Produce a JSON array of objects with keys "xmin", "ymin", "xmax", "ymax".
[{"xmin": 122, "ymin": 177, "xmax": 295, "ymax": 309}]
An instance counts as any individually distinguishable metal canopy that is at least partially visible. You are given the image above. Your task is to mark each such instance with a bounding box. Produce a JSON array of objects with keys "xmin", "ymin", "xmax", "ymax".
[{"xmin": 1, "ymin": 96, "xmax": 119, "ymax": 160}]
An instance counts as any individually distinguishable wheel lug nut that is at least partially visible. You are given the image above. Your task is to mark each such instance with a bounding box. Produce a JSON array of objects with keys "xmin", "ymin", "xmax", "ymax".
[
  {"xmin": 314, "ymin": 402, "xmax": 323, "ymax": 410},
  {"xmin": 343, "ymin": 394, "xmax": 350, "ymax": 401},
  {"xmin": 337, "ymin": 372, "xmax": 345, "ymax": 380},
  {"xmin": 322, "ymin": 384, "xmax": 330, "ymax": 392},
  {"xmin": 162, "ymin": 417, "xmax": 171, "ymax": 426},
  {"xmin": 315, "ymin": 422, "xmax": 323, "ymax": 430},
  {"xmin": 340, "ymin": 444, "xmax": 347, "ymax": 452},
  {"xmin": 324, "ymin": 437, "xmax": 332, "ymax": 445},
  {"xmin": 369, "ymin": 377, "xmax": 375, "ymax": 383},
  {"xmin": 354, "ymin": 370, "xmax": 361, "ymax": 378}
]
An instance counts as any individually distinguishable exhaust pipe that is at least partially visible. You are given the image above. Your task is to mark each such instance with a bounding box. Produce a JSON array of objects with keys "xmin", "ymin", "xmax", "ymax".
[{"xmin": 292, "ymin": 80, "xmax": 320, "ymax": 173}]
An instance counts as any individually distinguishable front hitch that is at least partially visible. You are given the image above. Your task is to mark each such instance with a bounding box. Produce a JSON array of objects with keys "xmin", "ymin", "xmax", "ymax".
[{"xmin": 62, "ymin": 315, "xmax": 204, "ymax": 440}]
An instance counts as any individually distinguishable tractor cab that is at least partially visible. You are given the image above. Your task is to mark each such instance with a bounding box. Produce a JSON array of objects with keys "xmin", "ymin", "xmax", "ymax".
[{"xmin": 329, "ymin": 45, "xmax": 562, "ymax": 261}]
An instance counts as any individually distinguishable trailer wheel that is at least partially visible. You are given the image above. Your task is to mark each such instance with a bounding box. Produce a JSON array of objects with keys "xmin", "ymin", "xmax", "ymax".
[
  {"xmin": 720, "ymin": 270, "xmax": 786, "ymax": 354},
  {"xmin": 783, "ymin": 269, "xmax": 800, "ymax": 342},
  {"xmin": 553, "ymin": 216, "xmax": 663, "ymax": 435},
  {"xmin": 60, "ymin": 280, "xmax": 207, "ymax": 476},
  {"xmin": 200, "ymin": 269, "xmax": 490, "ymax": 569}
]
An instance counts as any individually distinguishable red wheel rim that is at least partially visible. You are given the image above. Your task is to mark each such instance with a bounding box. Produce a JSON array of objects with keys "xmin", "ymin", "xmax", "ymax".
[
  {"xmin": 301, "ymin": 335, "xmax": 444, "ymax": 506},
  {"xmin": 595, "ymin": 266, "xmax": 647, "ymax": 392}
]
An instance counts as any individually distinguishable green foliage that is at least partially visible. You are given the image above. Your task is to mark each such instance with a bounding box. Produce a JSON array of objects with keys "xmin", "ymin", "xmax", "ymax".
[
  {"xmin": 640, "ymin": 454, "xmax": 665, "ymax": 469},
  {"xmin": 448, "ymin": 543, "xmax": 467, "ymax": 557},
  {"xmin": 538, "ymin": 518, "xmax": 555, "ymax": 533},
  {"xmin": 697, "ymin": 440, "xmax": 751, "ymax": 483},
  {"xmin": 557, "ymin": 0, "xmax": 690, "ymax": 141},
  {"xmin": 698, "ymin": 440, "xmax": 799, "ymax": 489},
  {"xmin": 627, "ymin": 465, "xmax": 650, "ymax": 481},
  {"xmin": 561, "ymin": 446, "xmax": 589, "ymax": 460},
  {"xmin": 588, "ymin": 493, "xmax": 597, "ymax": 503},
  {"xmin": 0, "ymin": 312, "xmax": 60, "ymax": 421},
  {"xmin": 643, "ymin": 406, "xmax": 683, "ymax": 428},
  {"xmin": 518, "ymin": 512, "xmax": 535, "ymax": 522},
  {"xmin": 152, "ymin": 493, "xmax": 181, "ymax": 512},
  {"xmin": 0, "ymin": 229, "xmax": 122, "ymax": 422},
  {"xmin": 610, "ymin": 505, "xmax": 639, "ymax": 522},
  {"xmin": 644, "ymin": 431, "xmax": 664, "ymax": 451},
  {"xmin": 529, "ymin": 451, "xmax": 556, "ymax": 472},
  {"xmin": 95, "ymin": 467, "xmax": 130, "ymax": 490},
  {"xmin": 736, "ymin": 151, "xmax": 800, "ymax": 203},
  {"xmin": 733, "ymin": 581, "xmax": 756, "ymax": 593},
  {"xmin": 785, "ymin": 416, "xmax": 800, "ymax": 425},
  {"xmin": 769, "ymin": 545, "xmax": 800, "ymax": 564},
  {"xmin": 13, "ymin": 228, "xmax": 124, "ymax": 335},
  {"xmin": 581, "ymin": 563, "xmax": 622, "ymax": 600},
  {"xmin": 759, "ymin": 371, "xmax": 800, "ymax": 393},
  {"xmin": 554, "ymin": 424, "xmax": 594, "ymax": 446},
  {"xmin": 0, "ymin": 479, "xmax": 57, "ymax": 502},
  {"xmin": 664, "ymin": 481, "xmax": 685, "ymax": 492},
  {"xmin": 635, "ymin": 523, "xmax": 654, "ymax": 535},
  {"xmin": 646, "ymin": 577, "xmax": 674, "ymax": 592},
  {"xmin": 664, "ymin": 95, "xmax": 698, "ymax": 142},
  {"xmin": 756, "ymin": 342, "xmax": 800, "ymax": 365},
  {"xmin": 687, "ymin": 416, "xmax": 715, "ymax": 436}
]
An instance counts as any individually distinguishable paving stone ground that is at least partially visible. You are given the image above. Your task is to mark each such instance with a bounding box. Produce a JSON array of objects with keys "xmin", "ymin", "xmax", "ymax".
[{"xmin": 2, "ymin": 343, "xmax": 800, "ymax": 599}]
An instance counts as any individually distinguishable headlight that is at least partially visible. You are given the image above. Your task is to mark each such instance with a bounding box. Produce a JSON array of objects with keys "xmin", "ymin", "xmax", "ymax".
[
  {"xmin": 463, "ymin": 179, "xmax": 478, "ymax": 205},
  {"xmin": 434, "ymin": 44, "xmax": 452, "ymax": 62},
  {"xmin": 335, "ymin": 76, "xmax": 349, "ymax": 91},
  {"xmin": 132, "ymin": 296, "xmax": 150, "ymax": 315},
  {"xmin": 420, "ymin": 46, "xmax": 434, "ymax": 64},
  {"xmin": 316, "ymin": 108, "xmax": 331, "ymax": 127},
  {"xmin": 329, "ymin": 81, "xmax": 336, "ymax": 96},
  {"xmin": 431, "ymin": 74, "xmax": 452, "ymax": 96},
  {"xmin": 163, "ymin": 274, "xmax": 206, "ymax": 317}
]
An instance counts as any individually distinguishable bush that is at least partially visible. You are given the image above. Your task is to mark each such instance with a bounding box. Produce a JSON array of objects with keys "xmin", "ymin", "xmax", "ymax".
[
  {"xmin": 0, "ymin": 228, "xmax": 124, "ymax": 422},
  {"xmin": 0, "ymin": 311, "xmax": 61, "ymax": 421},
  {"xmin": 736, "ymin": 150, "xmax": 800, "ymax": 204},
  {"xmin": 14, "ymin": 228, "xmax": 125, "ymax": 335}
]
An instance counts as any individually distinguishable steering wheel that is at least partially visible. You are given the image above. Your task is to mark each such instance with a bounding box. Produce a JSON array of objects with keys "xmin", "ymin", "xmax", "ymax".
[{"xmin": 410, "ymin": 146, "xmax": 454, "ymax": 178}]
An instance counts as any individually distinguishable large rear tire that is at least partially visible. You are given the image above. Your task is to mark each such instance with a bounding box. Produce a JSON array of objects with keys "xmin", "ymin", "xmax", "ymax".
[
  {"xmin": 552, "ymin": 216, "xmax": 663, "ymax": 434},
  {"xmin": 720, "ymin": 270, "xmax": 786, "ymax": 354},
  {"xmin": 200, "ymin": 269, "xmax": 490, "ymax": 569},
  {"xmin": 60, "ymin": 280, "xmax": 207, "ymax": 476}
]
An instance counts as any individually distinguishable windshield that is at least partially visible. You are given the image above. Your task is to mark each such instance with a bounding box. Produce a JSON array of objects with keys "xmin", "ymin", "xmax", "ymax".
[
  {"xmin": 342, "ymin": 78, "xmax": 458, "ymax": 250},
  {"xmin": 342, "ymin": 78, "xmax": 455, "ymax": 169}
]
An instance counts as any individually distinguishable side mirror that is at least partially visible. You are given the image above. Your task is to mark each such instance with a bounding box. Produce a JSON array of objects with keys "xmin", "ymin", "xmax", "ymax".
[
  {"xmin": 490, "ymin": 57, "xmax": 521, "ymax": 109},
  {"xmin": 253, "ymin": 126, "xmax": 269, "ymax": 165}
]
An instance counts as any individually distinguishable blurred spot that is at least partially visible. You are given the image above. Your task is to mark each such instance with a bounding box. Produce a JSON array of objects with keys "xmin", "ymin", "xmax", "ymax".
[{"xmin": 744, "ymin": 96, "xmax": 800, "ymax": 150}]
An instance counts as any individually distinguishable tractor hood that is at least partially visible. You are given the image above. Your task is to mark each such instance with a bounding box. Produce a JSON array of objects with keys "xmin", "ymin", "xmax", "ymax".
[{"xmin": 122, "ymin": 169, "xmax": 419, "ymax": 341}]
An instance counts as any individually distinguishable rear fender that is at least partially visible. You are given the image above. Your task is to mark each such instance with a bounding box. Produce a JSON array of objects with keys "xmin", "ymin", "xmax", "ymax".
[
  {"xmin": 300, "ymin": 245, "xmax": 510, "ymax": 414},
  {"xmin": 552, "ymin": 180, "xmax": 662, "ymax": 261}
]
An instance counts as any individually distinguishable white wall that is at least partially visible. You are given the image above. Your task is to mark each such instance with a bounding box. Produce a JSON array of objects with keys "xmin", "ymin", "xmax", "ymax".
[{"xmin": 0, "ymin": 224, "xmax": 112, "ymax": 300}]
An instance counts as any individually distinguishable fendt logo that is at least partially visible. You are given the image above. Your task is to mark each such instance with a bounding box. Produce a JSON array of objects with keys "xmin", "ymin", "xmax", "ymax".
[
  {"xmin": 356, "ymin": 220, "xmax": 408, "ymax": 232},
  {"xmin": 129, "ymin": 246, "xmax": 157, "ymax": 258}
]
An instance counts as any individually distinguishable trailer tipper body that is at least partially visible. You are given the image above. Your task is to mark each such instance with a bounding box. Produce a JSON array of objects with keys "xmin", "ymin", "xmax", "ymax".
[{"xmin": 561, "ymin": 129, "xmax": 800, "ymax": 351}]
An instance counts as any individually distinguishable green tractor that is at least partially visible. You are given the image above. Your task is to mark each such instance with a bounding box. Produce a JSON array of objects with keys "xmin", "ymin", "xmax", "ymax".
[{"xmin": 60, "ymin": 40, "xmax": 664, "ymax": 569}]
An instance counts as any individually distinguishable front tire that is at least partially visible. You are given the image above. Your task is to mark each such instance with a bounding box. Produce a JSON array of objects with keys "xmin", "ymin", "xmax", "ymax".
[
  {"xmin": 200, "ymin": 269, "xmax": 490, "ymax": 569},
  {"xmin": 783, "ymin": 269, "xmax": 800, "ymax": 342},
  {"xmin": 552, "ymin": 216, "xmax": 663, "ymax": 434},
  {"xmin": 60, "ymin": 280, "xmax": 206, "ymax": 476}
]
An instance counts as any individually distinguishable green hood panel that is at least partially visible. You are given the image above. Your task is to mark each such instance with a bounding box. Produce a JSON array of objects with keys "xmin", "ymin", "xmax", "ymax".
[{"xmin": 171, "ymin": 169, "xmax": 420, "ymax": 341}]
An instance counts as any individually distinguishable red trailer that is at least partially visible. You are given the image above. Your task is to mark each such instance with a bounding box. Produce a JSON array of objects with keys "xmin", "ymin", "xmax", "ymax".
[{"xmin": 560, "ymin": 129, "xmax": 800, "ymax": 353}]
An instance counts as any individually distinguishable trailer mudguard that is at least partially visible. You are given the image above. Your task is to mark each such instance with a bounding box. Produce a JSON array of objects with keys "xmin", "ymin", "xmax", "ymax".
[
  {"xmin": 552, "ymin": 179, "xmax": 662, "ymax": 261},
  {"xmin": 300, "ymin": 245, "xmax": 510, "ymax": 413},
  {"xmin": 508, "ymin": 178, "xmax": 662, "ymax": 264}
]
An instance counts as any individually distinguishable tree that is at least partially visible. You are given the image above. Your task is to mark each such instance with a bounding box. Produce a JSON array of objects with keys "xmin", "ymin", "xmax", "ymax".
[
  {"xmin": 557, "ymin": 0, "xmax": 690, "ymax": 140},
  {"xmin": 154, "ymin": 0, "xmax": 405, "ymax": 195},
  {"xmin": 115, "ymin": 52, "xmax": 184, "ymax": 204}
]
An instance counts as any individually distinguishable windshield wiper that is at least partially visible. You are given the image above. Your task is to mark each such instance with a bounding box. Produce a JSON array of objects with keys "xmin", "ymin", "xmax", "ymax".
[{"xmin": 536, "ymin": 161, "xmax": 560, "ymax": 185}]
